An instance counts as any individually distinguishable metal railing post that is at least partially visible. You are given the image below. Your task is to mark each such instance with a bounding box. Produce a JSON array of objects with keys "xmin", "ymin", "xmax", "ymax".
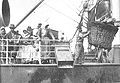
[
  {"xmin": 6, "ymin": 39, "xmax": 8, "ymax": 64},
  {"xmin": 39, "ymin": 39, "xmax": 41, "ymax": 64}
]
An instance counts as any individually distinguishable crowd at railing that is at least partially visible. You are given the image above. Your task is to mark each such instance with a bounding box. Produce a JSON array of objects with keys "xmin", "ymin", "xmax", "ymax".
[
  {"xmin": 0, "ymin": 38, "xmax": 61, "ymax": 64},
  {"xmin": 0, "ymin": 23, "xmax": 68, "ymax": 64}
]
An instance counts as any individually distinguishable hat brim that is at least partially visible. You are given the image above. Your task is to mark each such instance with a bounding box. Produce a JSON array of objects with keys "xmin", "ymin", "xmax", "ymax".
[{"xmin": 10, "ymin": 27, "xmax": 15, "ymax": 29}]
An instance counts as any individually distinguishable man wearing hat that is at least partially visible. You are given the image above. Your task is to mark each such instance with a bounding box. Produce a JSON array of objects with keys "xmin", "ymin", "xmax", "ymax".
[
  {"xmin": 43, "ymin": 24, "xmax": 51, "ymax": 38},
  {"xmin": 5, "ymin": 24, "xmax": 16, "ymax": 39},
  {"xmin": 5, "ymin": 24, "xmax": 21, "ymax": 63},
  {"xmin": 36, "ymin": 23, "xmax": 42, "ymax": 38},
  {"xmin": 27, "ymin": 26, "xmax": 33, "ymax": 37},
  {"xmin": 0, "ymin": 27, "xmax": 6, "ymax": 39},
  {"xmin": 38, "ymin": 23, "xmax": 42, "ymax": 28}
]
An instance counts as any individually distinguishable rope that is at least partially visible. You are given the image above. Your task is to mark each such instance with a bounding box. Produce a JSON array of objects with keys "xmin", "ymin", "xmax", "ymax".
[
  {"xmin": 69, "ymin": 10, "xmax": 87, "ymax": 43},
  {"xmin": 44, "ymin": 3, "xmax": 79, "ymax": 24},
  {"xmin": 69, "ymin": 28, "xmax": 78, "ymax": 43},
  {"xmin": 63, "ymin": 0, "xmax": 79, "ymax": 15}
]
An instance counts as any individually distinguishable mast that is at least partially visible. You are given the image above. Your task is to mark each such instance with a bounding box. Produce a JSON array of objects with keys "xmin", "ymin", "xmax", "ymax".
[{"xmin": 15, "ymin": 0, "xmax": 44, "ymax": 28}]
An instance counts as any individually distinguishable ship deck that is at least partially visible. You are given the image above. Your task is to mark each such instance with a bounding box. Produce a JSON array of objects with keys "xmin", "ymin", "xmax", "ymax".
[{"xmin": 1, "ymin": 63, "xmax": 120, "ymax": 67}]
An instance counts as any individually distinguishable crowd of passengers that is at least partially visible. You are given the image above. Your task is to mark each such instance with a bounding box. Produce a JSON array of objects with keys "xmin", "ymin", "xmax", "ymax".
[{"xmin": 0, "ymin": 23, "xmax": 63, "ymax": 64}]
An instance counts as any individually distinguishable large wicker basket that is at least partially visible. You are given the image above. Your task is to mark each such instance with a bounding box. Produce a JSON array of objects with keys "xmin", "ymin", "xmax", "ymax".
[{"xmin": 88, "ymin": 21, "xmax": 118, "ymax": 50}]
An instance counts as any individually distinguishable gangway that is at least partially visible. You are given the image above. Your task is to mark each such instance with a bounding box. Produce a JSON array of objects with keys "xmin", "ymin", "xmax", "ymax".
[{"xmin": 55, "ymin": 41, "xmax": 74, "ymax": 68}]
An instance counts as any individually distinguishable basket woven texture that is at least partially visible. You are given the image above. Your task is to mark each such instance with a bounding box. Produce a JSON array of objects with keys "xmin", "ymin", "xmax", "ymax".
[{"xmin": 88, "ymin": 22, "xmax": 118, "ymax": 49}]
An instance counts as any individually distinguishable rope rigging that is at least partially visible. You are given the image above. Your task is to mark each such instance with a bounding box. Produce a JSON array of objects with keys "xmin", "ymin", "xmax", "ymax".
[
  {"xmin": 44, "ymin": 3, "xmax": 79, "ymax": 24},
  {"xmin": 69, "ymin": 9, "xmax": 86, "ymax": 42},
  {"xmin": 63, "ymin": 0, "xmax": 80, "ymax": 15},
  {"xmin": 69, "ymin": 0, "xmax": 106, "ymax": 43}
]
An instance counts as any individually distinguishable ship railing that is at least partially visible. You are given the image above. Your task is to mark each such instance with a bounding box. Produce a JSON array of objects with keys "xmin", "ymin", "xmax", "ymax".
[{"xmin": 0, "ymin": 38, "xmax": 70, "ymax": 65}]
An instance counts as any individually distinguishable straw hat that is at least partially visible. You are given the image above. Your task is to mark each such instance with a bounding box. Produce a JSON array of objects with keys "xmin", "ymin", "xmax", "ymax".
[
  {"xmin": 37, "ymin": 23, "xmax": 42, "ymax": 28},
  {"xmin": 9, "ymin": 24, "xmax": 15, "ymax": 29}
]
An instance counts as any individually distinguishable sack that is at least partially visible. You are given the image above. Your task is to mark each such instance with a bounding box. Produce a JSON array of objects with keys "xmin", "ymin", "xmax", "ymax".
[{"xmin": 88, "ymin": 21, "xmax": 118, "ymax": 50}]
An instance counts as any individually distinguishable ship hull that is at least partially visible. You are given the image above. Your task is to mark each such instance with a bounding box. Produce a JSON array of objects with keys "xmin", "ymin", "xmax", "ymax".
[{"xmin": 0, "ymin": 64, "xmax": 120, "ymax": 83}]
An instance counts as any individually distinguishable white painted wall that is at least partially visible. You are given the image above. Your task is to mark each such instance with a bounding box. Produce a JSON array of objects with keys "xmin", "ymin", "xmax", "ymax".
[
  {"xmin": 111, "ymin": 0, "xmax": 120, "ymax": 21},
  {"xmin": 111, "ymin": 0, "xmax": 120, "ymax": 46}
]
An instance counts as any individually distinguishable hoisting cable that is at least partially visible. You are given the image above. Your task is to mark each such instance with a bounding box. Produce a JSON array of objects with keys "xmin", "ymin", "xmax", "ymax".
[
  {"xmin": 69, "ymin": 28, "xmax": 79, "ymax": 43},
  {"xmin": 69, "ymin": 9, "xmax": 85, "ymax": 43},
  {"xmin": 44, "ymin": 2, "xmax": 86, "ymax": 43},
  {"xmin": 67, "ymin": 0, "xmax": 84, "ymax": 13},
  {"xmin": 63, "ymin": 0, "xmax": 80, "ymax": 15},
  {"xmin": 44, "ymin": 3, "xmax": 79, "ymax": 24}
]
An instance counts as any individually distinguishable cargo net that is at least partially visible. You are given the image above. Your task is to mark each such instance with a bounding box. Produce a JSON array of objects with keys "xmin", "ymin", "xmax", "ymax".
[
  {"xmin": 88, "ymin": 21, "xmax": 118, "ymax": 50},
  {"xmin": 0, "ymin": 38, "xmax": 70, "ymax": 64}
]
